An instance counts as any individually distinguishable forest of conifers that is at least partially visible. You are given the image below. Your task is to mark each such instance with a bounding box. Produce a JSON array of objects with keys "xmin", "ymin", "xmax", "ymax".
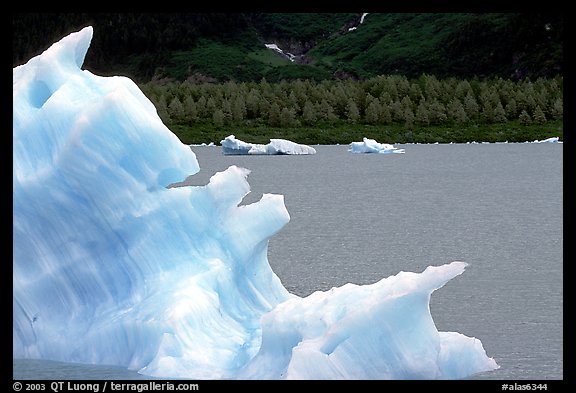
[
  {"xmin": 141, "ymin": 74, "xmax": 563, "ymax": 145},
  {"xmin": 13, "ymin": 13, "xmax": 563, "ymax": 144}
]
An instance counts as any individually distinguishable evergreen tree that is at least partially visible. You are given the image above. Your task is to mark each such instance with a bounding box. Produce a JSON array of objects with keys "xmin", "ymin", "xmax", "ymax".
[
  {"xmin": 365, "ymin": 99, "xmax": 381, "ymax": 125},
  {"xmin": 482, "ymin": 101, "xmax": 495, "ymax": 123},
  {"xmin": 400, "ymin": 96, "xmax": 414, "ymax": 112},
  {"xmin": 416, "ymin": 102, "xmax": 430, "ymax": 126},
  {"xmin": 364, "ymin": 93, "xmax": 376, "ymax": 112},
  {"xmin": 155, "ymin": 94, "xmax": 171, "ymax": 124},
  {"xmin": 346, "ymin": 98, "xmax": 360, "ymax": 123},
  {"xmin": 292, "ymin": 79, "xmax": 309, "ymax": 108},
  {"xmin": 550, "ymin": 97, "xmax": 563, "ymax": 120},
  {"xmin": 518, "ymin": 110, "xmax": 531, "ymax": 125},
  {"xmin": 533, "ymin": 105, "xmax": 547, "ymax": 124},
  {"xmin": 516, "ymin": 88, "xmax": 536, "ymax": 115},
  {"xmin": 212, "ymin": 109, "xmax": 224, "ymax": 127},
  {"xmin": 395, "ymin": 76, "xmax": 410, "ymax": 98},
  {"xmin": 546, "ymin": 78, "xmax": 562, "ymax": 100},
  {"xmin": 183, "ymin": 96, "xmax": 198, "ymax": 122},
  {"xmin": 268, "ymin": 102, "xmax": 281, "ymax": 127},
  {"xmin": 221, "ymin": 100, "xmax": 233, "ymax": 125},
  {"xmin": 259, "ymin": 77, "xmax": 271, "ymax": 95},
  {"xmin": 223, "ymin": 80, "xmax": 239, "ymax": 99},
  {"xmin": 409, "ymin": 82, "xmax": 423, "ymax": 102},
  {"xmin": 447, "ymin": 98, "xmax": 468, "ymax": 124},
  {"xmin": 232, "ymin": 96, "xmax": 247, "ymax": 123},
  {"xmin": 288, "ymin": 91, "xmax": 302, "ymax": 114},
  {"xmin": 505, "ymin": 98, "xmax": 517, "ymax": 119},
  {"xmin": 385, "ymin": 77, "xmax": 399, "ymax": 101},
  {"xmin": 454, "ymin": 80, "xmax": 472, "ymax": 100},
  {"xmin": 367, "ymin": 76, "xmax": 385, "ymax": 97},
  {"xmin": 245, "ymin": 89, "xmax": 261, "ymax": 119},
  {"xmin": 168, "ymin": 96, "xmax": 184, "ymax": 120},
  {"xmin": 206, "ymin": 97, "xmax": 217, "ymax": 119},
  {"xmin": 379, "ymin": 91, "xmax": 393, "ymax": 105},
  {"xmin": 514, "ymin": 89, "xmax": 528, "ymax": 114},
  {"xmin": 422, "ymin": 74, "xmax": 440, "ymax": 100},
  {"xmin": 464, "ymin": 92, "xmax": 479, "ymax": 121},
  {"xmin": 380, "ymin": 103, "xmax": 392, "ymax": 124},
  {"xmin": 494, "ymin": 101, "xmax": 507, "ymax": 123},
  {"xmin": 195, "ymin": 96, "xmax": 207, "ymax": 118},
  {"xmin": 332, "ymin": 85, "xmax": 349, "ymax": 117},
  {"xmin": 428, "ymin": 99, "xmax": 448, "ymax": 125},
  {"xmin": 302, "ymin": 101, "xmax": 317, "ymax": 125},
  {"xmin": 520, "ymin": 80, "xmax": 537, "ymax": 111},
  {"xmin": 390, "ymin": 100, "xmax": 404, "ymax": 122},
  {"xmin": 318, "ymin": 99, "xmax": 337, "ymax": 123},
  {"xmin": 258, "ymin": 97, "xmax": 272, "ymax": 120},
  {"xmin": 404, "ymin": 107, "xmax": 415, "ymax": 129},
  {"xmin": 280, "ymin": 107, "xmax": 297, "ymax": 128},
  {"xmin": 534, "ymin": 90, "xmax": 548, "ymax": 113}
]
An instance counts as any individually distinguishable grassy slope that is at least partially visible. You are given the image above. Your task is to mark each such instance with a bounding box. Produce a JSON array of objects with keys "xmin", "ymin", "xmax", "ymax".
[
  {"xmin": 163, "ymin": 13, "xmax": 542, "ymax": 82},
  {"xmin": 155, "ymin": 14, "xmax": 356, "ymax": 82},
  {"xmin": 310, "ymin": 13, "xmax": 478, "ymax": 78},
  {"xmin": 251, "ymin": 13, "xmax": 356, "ymax": 42}
]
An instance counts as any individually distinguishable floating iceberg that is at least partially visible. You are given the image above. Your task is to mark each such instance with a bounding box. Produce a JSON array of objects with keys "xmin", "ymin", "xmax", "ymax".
[
  {"xmin": 531, "ymin": 136, "xmax": 560, "ymax": 143},
  {"xmin": 221, "ymin": 134, "xmax": 316, "ymax": 155},
  {"xmin": 13, "ymin": 26, "xmax": 498, "ymax": 379},
  {"xmin": 349, "ymin": 137, "xmax": 406, "ymax": 154}
]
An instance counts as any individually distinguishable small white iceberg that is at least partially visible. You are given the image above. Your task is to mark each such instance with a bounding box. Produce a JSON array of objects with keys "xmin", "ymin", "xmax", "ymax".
[
  {"xmin": 221, "ymin": 135, "xmax": 317, "ymax": 155},
  {"xmin": 532, "ymin": 136, "xmax": 560, "ymax": 143},
  {"xmin": 349, "ymin": 137, "xmax": 405, "ymax": 154}
]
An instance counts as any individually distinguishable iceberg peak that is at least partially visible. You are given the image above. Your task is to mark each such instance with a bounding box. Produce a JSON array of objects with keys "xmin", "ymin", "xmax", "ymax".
[
  {"xmin": 13, "ymin": 25, "xmax": 93, "ymax": 98},
  {"xmin": 63, "ymin": 25, "xmax": 94, "ymax": 69}
]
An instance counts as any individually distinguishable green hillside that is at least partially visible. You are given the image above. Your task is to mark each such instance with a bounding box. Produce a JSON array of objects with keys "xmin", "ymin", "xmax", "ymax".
[
  {"xmin": 13, "ymin": 13, "xmax": 562, "ymax": 83},
  {"xmin": 310, "ymin": 13, "xmax": 491, "ymax": 78},
  {"xmin": 306, "ymin": 13, "xmax": 562, "ymax": 80}
]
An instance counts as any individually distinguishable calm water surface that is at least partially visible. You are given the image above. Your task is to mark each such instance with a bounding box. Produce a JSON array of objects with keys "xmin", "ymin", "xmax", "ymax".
[{"xmin": 14, "ymin": 143, "xmax": 563, "ymax": 380}]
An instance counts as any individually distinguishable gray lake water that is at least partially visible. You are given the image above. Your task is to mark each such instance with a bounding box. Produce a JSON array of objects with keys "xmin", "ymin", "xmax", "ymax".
[{"xmin": 13, "ymin": 142, "xmax": 563, "ymax": 381}]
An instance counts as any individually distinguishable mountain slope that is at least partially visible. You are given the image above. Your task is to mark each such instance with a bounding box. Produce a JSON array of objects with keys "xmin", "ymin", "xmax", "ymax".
[
  {"xmin": 12, "ymin": 13, "xmax": 562, "ymax": 82},
  {"xmin": 309, "ymin": 13, "xmax": 562, "ymax": 79}
]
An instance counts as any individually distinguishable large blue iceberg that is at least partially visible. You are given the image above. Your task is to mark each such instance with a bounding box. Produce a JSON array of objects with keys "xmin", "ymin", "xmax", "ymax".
[{"xmin": 13, "ymin": 26, "xmax": 498, "ymax": 379}]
